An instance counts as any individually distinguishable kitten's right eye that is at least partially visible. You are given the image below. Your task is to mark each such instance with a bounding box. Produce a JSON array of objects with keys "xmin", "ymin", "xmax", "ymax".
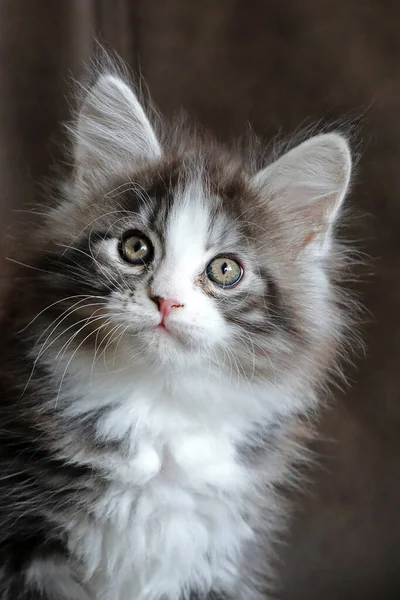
[
  {"xmin": 119, "ymin": 232, "xmax": 154, "ymax": 265},
  {"xmin": 206, "ymin": 256, "xmax": 243, "ymax": 288}
]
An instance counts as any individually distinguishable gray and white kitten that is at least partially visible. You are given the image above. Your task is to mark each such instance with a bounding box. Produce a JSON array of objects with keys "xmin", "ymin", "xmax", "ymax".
[{"xmin": 0, "ymin": 66, "xmax": 352, "ymax": 600}]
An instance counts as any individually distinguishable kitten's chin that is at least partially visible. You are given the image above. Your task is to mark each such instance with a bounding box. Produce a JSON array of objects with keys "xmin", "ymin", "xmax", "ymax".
[{"xmin": 137, "ymin": 324, "xmax": 207, "ymax": 366}]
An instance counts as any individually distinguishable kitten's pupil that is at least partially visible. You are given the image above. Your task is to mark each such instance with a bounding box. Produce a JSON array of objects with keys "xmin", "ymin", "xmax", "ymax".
[
  {"xmin": 134, "ymin": 241, "xmax": 145, "ymax": 254},
  {"xmin": 221, "ymin": 262, "xmax": 230, "ymax": 275}
]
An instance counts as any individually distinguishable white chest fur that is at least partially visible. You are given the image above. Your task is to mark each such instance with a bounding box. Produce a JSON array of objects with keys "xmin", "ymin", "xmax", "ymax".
[
  {"xmin": 58, "ymin": 370, "xmax": 272, "ymax": 600},
  {"xmin": 59, "ymin": 365, "xmax": 290, "ymax": 600},
  {"xmin": 70, "ymin": 430, "xmax": 255, "ymax": 600}
]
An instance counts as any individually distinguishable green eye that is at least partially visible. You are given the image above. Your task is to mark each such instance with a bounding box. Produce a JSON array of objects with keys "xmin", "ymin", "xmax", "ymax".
[
  {"xmin": 120, "ymin": 232, "xmax": 153, "ymax": 265},
  {"xmin": 206, "ymin": 256, "xmax": 243, "ymax": 288}
]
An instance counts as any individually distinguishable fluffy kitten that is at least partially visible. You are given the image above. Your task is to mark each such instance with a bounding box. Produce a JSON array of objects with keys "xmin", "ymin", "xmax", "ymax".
[{"xmin": 0, "ymin": 64, "xmax": 352, "ymax": 600}]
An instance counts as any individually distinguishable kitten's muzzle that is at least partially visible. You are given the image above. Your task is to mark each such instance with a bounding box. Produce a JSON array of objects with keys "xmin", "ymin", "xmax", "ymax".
[{"xmin": 150, "ymin": 295, "xmax": 184, "ymax": 327}]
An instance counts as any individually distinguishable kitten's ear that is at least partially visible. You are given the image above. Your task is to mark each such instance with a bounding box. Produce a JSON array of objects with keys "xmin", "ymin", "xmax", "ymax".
[
  {"xmin": 73, "ymin": 74, "xmax": 161, "ymax": 185},
  {"xmin": 252, "ymin": 133, "xmax": 351, "ymax": 255}
]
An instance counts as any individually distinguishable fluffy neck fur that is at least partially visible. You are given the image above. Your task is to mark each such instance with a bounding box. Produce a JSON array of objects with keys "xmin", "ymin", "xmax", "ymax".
[{"xmin": 0, "ymin": 65, "xmax": 353, "ymax": 600}]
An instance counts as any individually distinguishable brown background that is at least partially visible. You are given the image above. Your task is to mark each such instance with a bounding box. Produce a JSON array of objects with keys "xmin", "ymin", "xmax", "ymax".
[{"xmin": 1, "ymin": 1, "xmax": 400, "ymax": 599}]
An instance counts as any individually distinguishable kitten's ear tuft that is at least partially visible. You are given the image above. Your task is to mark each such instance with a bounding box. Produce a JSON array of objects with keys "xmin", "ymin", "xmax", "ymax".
[
  {"xmin": 253, "ymin": 133, "xmax": 352, "ymax": 254},
  {"xmin": 73, "ymin": 74, "xmax": 161, "ymax": 185}
]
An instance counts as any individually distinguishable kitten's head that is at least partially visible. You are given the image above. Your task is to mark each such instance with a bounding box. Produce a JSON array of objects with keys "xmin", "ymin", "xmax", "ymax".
[{"xmin": 16, "ymin": 72, "xmax": 352, "ymax": 389}]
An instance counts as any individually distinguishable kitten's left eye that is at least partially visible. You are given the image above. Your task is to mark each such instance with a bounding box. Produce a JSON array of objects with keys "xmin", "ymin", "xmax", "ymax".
[
  {"xmin": 206, "ymin": 256, "xmax": 243, "ymax": 288},
  {"xmin": 119, "ymin": 232, "xmax": 153, "ymax": 265}
]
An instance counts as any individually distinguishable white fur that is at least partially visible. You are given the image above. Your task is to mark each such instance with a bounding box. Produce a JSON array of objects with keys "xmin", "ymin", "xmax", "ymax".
[{"xmin": 53, "ymin": 359, "xmax": 296, "ymax": 600}]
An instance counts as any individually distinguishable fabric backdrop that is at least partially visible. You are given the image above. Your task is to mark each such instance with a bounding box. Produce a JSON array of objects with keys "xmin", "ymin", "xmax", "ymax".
[{"xmin": 1, "ymin": 1, "xmax": 399, "ymax": 598}]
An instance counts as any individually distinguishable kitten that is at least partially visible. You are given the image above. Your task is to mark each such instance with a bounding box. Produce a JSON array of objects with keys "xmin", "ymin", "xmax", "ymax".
[{"xmin": 0, "ymin": 64, "xmax": 352, "ymax": 600}]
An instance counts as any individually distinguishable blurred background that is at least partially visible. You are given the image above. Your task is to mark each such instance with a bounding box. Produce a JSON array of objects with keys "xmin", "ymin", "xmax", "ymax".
[{"xmin": 1, "ymin": 1, "xmax": 400, "ymax": 598}]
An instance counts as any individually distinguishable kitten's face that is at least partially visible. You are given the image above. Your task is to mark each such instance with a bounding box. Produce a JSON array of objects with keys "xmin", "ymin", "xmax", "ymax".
[
  {"xmin": 101, "ymin": 178, "xmax": 249, "ymax": 364},
  {"xmin": 48, "ymin": 161, "xmax": 288, "ymax": 376},
  {"xmin": 21, "ymin": 73, "xmax": 351, "ymax": 385}
]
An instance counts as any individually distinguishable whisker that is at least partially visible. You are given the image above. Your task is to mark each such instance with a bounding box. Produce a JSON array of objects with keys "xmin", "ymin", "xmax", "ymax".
[
  {"xmin": 60, "ymin": 209, "xmax": 139, "ymax": 257},
  {"xmin": 54, "ymin": 311, "xmax": 110, "ymax": 362},
  {"xmin": 55, "ymin": 322, "xmax": 113, "ymax": 408},
  {"xmin": 17, "ymin": 294, "xmax": 99, "ymax": 334},
  {"xmin": 90, "ymin": 318, "xmax": 114, "ymax": 381},
  {"xmin": 19, "ymin": 302, "xmax": 108, "ymax": 400},
  {"xmin": 36, "ymin": 302, "xmax": 107, "ymax": 357}
]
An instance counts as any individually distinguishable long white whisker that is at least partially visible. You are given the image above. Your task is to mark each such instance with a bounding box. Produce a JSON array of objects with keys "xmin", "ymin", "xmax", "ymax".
[
  {"xmin": 55, "ymin": 322, "xmax": 113, "ymax": 408},
  {"xmin": 90, "ymin": 318, "xmax": 114, "ymax": 381},
  {"xmin": 37, "ymin": 303, "xmax": 107, "ymax": 359},
  {"xmin": 35, "ymin": 296, "xmax": 107, "ymax": 345},
  {"xmin": 17, "ymin": 294, "xmax": 99, "ymax": 334},
  {"xmin": 54, "ymin": 313, "xmax": 112, "ymax": 364}
]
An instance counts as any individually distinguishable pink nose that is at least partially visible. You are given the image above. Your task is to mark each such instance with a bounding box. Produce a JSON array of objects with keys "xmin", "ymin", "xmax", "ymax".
[{"xmin": 156, "ymin": 297, "xmax": 184, "ymax": 319}]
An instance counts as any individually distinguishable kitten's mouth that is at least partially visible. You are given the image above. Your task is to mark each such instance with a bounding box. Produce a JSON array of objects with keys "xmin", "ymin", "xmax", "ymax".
[
  {"xmin": 156, "ymin": 320, "xmax": 174, "ymax": 337},
  {"xmin": 154, "ymin": 320, "xmax": 188, "ymax": 345}
]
